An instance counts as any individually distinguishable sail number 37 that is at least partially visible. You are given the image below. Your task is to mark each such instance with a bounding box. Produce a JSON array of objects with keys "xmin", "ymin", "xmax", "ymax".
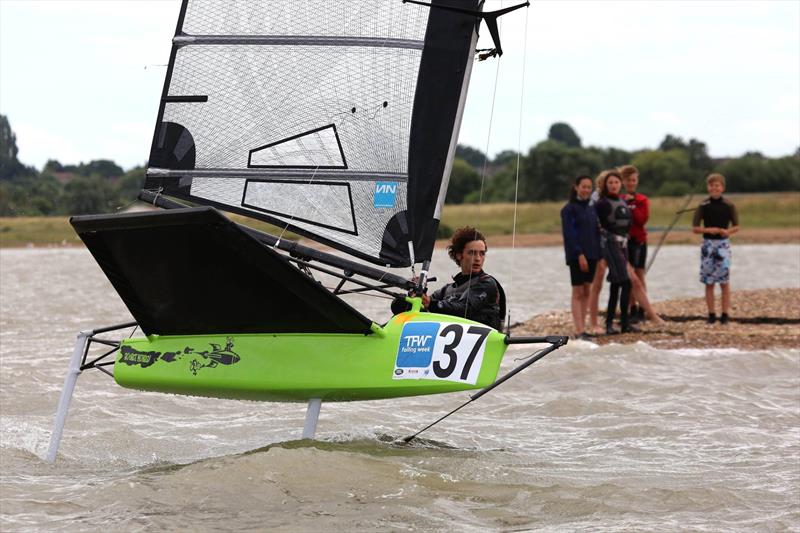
[{"xmin": 394, "ymin": 322, "xmax": 492, "ymax": 385}]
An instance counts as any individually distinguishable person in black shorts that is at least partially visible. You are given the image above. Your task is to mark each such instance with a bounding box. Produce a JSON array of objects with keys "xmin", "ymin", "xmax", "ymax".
[
  {"xmin": 621, "ymin": 165, "xmax": 649, "ymax": 320},
  {"xmin": 561, "ymin": 175, "xmax": 600, "ymax": 339}
]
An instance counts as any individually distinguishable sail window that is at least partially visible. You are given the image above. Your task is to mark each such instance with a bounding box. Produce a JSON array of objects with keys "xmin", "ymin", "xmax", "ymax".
[
  {"xmin": 249, "ymin": 125, "xmax": 347, "ymax": 169},
  {"xmin": 242, "ymin": 179, "xmax": 356, "ymax": 234}
]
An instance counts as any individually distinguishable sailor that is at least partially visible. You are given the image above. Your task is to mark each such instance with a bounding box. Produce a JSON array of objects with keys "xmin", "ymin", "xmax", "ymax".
[{"xmin": 393, "ymin": 226, "xmax": 504, "ymax": 330}]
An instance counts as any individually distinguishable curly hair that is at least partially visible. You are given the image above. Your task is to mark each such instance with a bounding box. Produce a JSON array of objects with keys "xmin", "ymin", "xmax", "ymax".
[
  {"xmin": 447, "ymin": 226, "xmax": 486, "ymax": 266},
  {"xmin": 600, "ymin": 170, "xmax": 622, "ymax": 197}
]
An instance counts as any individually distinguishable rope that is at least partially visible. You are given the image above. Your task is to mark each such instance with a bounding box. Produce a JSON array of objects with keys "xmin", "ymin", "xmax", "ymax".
[
  {"xmin": 645, "ymin": 174, "xmax": 706, "ymax": 273},
  {"xmin": 465, "ymin": 0, "xmax": 505, "ymax": 320},
  {"xmin": 506, "ymin": 3, "xmax": 530, "ymax": 332},
  {"xmin": 273, "ymin": 164, "xmax": 320, "ymax": 248}
]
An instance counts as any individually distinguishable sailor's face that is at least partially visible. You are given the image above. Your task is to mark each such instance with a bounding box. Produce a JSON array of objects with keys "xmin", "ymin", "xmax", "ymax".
[{"xmin": 457, "ymin": 240, "xmax": 486, "ymax": 275}]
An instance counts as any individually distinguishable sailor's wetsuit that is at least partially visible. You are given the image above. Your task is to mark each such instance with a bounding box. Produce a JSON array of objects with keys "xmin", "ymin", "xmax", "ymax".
[
  {"xmin": 427, "ymin": 271, "xmax": 503, "ymax": 330},
  {"xmin": 596, "ymin": 194, "xmax": 632, "ymax": 331}
]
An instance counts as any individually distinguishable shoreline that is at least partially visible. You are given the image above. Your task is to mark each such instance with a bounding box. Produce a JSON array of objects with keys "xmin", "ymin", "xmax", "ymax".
[
  {"xmin": 510, "ymin": 288, "xmax": 800, "ymax": 350},
  {"xmin": 2, "ymin": 227, "xmax": 798, "ymax": 250},
  {"xmin": 461, "ymin": 228, "xmax": 800, "ymax": 248}
]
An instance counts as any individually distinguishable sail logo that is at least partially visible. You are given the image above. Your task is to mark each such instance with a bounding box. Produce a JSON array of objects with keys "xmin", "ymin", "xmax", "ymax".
[
  {"xmin": 373, "ymin": 181, "xmax": 397, "ymax": 208},
  {"xmin": 396, "ymin": 322, "xmax": 438, "ymax": 367}
]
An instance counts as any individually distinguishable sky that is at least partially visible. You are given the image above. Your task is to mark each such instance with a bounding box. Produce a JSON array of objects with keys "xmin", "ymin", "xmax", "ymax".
[{"xmin": 0, "ymin": 0, "xmax": 798, "ymax": 171}]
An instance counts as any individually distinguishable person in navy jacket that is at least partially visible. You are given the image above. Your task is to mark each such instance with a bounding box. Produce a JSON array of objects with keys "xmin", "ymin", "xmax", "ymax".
[{"xmin": 561, "ymin": 175, "xmax": 601, "ymax": 339}]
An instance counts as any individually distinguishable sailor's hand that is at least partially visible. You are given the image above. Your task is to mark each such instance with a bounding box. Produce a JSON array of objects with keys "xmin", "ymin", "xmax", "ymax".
[
  {"xmin": 421, "ymin": 294, "xmax": 431, "ymax": 308},
  {"xmin": 578, "ymin": 254, "xmax": 589, "ymax": 272},
  {"xmin": 719, "ymin": 228, "xmax": 729, "ymax": 237}
]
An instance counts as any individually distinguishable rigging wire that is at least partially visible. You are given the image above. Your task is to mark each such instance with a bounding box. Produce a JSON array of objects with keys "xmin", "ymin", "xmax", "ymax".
[
  {"xmin": 464, "ymin": 0, "xmax": 505, "ymax": 321},
  {"xmin": 645, "ymin": 174, "xmax": 707, "ymax": 273},
  {"xmin": 272, "ymin": 163, "xmax": 321, "ymax": 248},
  {"xmin": 506, "ymin": 3, "xmax": 530, "ymax": 333},
  {"xmin": 476, "ymin": 5, "xmax": 504, "ymax": 211},
  {"xmin": 323, "ymin": 287, "xmax": 394, "ymax": 300}
]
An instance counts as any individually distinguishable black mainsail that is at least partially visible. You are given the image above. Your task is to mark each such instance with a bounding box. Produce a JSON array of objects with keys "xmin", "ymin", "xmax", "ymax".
[{"xmin": 144, "ymin": 0, "xmax": 480, "ymax": 268}]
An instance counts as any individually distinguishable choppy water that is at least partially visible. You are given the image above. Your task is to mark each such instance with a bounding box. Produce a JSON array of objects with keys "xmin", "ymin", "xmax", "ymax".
[{"xmin": 1, "ymin": 246, "xmax": 799, "ymax": 531}]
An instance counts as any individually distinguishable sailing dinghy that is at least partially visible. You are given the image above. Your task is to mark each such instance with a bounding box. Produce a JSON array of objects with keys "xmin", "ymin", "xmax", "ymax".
[{"xmin": 47, "ymin": 0, "xmax": 567, "ymax": 462}]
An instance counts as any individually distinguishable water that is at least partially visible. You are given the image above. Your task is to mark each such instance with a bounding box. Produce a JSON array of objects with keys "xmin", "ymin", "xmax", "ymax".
[{"xmin": 1, "ymin": 246, "xmax": 799, "ymax": 531}]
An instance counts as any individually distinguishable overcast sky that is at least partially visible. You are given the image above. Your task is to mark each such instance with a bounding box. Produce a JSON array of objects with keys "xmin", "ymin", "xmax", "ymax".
[{"xmin": 1, "ymin": 0, "xmax": 798, "ymax": 171}]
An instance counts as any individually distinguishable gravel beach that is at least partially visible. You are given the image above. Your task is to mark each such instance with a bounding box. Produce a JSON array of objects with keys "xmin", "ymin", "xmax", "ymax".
[{"xmin": 512, "ymin": 288, "xmax": 800, "ymax": 349}]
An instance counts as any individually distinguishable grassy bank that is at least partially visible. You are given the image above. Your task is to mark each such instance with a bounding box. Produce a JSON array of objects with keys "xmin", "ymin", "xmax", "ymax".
[
  {"xmin": 440, "ymin": 192, "xmax": 800, "ymax": 236},
  {"xmin": 1, "ymin": 192, "xmax": 798, "ymax": 248},
  {"xmin": 0, "ymin": 212, "xmax": 300, "ymax": 248}
]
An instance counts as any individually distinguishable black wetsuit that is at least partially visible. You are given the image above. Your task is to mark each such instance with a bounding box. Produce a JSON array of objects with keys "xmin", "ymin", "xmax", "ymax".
[
  {"xmin": 426, "ymin": 271, "xmax": 503, "ymax": 330},
  {"xmin": 596, "ymin": 194, "xmax": 633, "ymax": 331},
  {"xmin": 692, "ymin": 196, "xmax": 739, "ymax": 236}
]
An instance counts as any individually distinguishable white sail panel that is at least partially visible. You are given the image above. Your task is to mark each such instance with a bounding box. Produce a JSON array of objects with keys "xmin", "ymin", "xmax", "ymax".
[
  {"xmin": 189, "ymin": 177, "xmax": 408, "ymax": 256},
  {"xmin": 249, "ymin": 126, "xmax": 346, "ymax": 168},
  {"xmin": 162, "ymin": 45, "xmax": 420, "ymax": 173},
  {"xmin": 182, "ymin": 1, "xmax": 430, "ymax": 41},
  {"xmin": 243, "ymin": 181, "xmax": 356, "ymax": 233},
  {"xmin": 147, "ymin": 0, "xmax": 481, "ymax": 266}
]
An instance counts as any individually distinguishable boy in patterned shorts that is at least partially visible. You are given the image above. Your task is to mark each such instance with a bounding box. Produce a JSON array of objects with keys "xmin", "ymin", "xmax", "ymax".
[{"xmin": 692, "ymin": 174, "xmax": 739, "ymax": 324}]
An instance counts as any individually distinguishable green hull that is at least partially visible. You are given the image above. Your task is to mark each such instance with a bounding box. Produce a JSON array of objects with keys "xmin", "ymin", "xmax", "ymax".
[{"xmin": 115, "ymin": 308, "xmax": 508, "ymax": 402}]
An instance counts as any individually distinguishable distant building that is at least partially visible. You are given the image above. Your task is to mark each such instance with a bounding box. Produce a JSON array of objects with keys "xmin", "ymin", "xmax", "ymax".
[{"xmin": 53, "ymin": 171, "xmax": 76, "ymax": 184}]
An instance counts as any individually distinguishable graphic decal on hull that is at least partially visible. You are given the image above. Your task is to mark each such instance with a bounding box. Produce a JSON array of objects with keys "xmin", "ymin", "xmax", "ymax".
[
  {"xmin": 119, "ymin": 337, "xmax": 241, "ymax": 375},
  {"xmin": 394, "ymin": 322, "xmax": 491, "ymax": 385}
]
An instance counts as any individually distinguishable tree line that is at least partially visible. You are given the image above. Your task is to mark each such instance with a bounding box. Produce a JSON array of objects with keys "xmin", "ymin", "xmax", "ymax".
[
  {"xmin": 1, "ymin": 114, "xmax": 798, "ymax": 216},
  {"xmin": 447, "ymin": 122, "xmax": 799, "ymax": 204}
]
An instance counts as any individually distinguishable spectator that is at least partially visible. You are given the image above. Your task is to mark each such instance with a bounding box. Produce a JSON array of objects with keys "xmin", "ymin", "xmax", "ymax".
[
  {"xmin": 692, "ymin": 173, "xmax": 739, "ymax": 324},
  {"xmin": 561, "ymin": 175, "xmax": 601, "ymax": 340}
]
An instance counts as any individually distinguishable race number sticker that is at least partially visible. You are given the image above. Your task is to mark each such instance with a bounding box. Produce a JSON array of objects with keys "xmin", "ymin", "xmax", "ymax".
[{"xmin": 393, "ymin": 322, "xmax": 491, "ymax": 385}]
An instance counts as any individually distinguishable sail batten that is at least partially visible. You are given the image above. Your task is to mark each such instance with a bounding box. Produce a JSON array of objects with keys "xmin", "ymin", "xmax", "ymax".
[
  {"xmin": 147, "ymin": 168, "xmax": 408, "ymax": 182},
  {"xmin": 148, "ymin": 0, "xmax": 480, "ymax": 267},
  {"xmin": 174, "ymin": 35, "xmax": 425, "ymax": 50}
]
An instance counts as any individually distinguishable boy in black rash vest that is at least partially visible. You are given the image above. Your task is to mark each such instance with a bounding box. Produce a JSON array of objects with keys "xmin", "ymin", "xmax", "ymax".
[
  {"xmin": 692, "ymin": 173, "xmax": 739, "ymax": 324},
  {"xmin": 595, "ymin": 171, "xmax": 638, "ymax": 334}
]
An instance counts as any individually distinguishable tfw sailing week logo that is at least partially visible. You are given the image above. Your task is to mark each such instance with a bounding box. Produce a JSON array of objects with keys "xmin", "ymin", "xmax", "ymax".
[
  {"xmin": 395, "ymin": 322, "xmax": 438, "ymax": 368},
  {"xmin": 373, "ymin": 181, "xmax": 397, "ymax": 208}
]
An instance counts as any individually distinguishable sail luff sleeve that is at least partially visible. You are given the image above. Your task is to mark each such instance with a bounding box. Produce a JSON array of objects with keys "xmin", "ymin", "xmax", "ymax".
[
  {"xmin": 434, "ymin": 28, "xmax": 479, "ymax": 222},
  {"xmin": 406, "ymin": 0, "xmax": 481, "ymax": 264}
]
